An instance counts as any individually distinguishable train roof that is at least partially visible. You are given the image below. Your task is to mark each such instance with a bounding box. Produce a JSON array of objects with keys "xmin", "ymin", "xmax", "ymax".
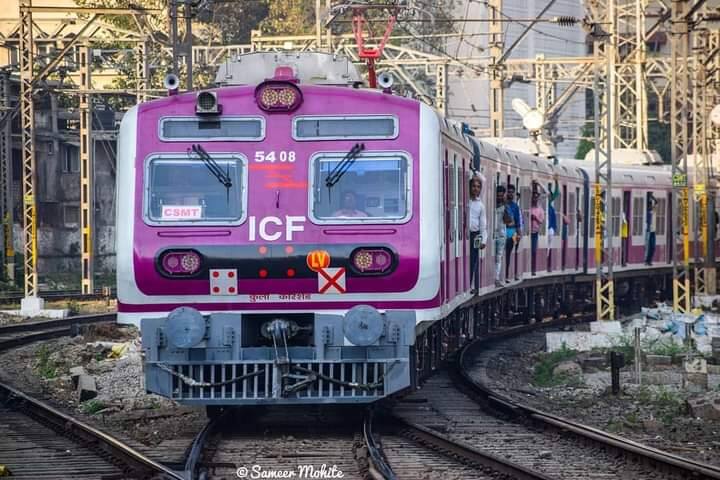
[{"xmin": 215, "ymin": 51, "xmax": 363, "ymax": 86}]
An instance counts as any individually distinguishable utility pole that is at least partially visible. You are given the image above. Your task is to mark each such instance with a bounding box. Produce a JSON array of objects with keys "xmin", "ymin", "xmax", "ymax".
[
  {"xmin": 591, "ymin": 6, "xmax": 615, "ymax": 321},
  {"xmin": 18, "ymin": 0, "xmax": 39, "ymax": 305},
  {"xmin": 488, "ymin": 0, "xmax": 503, "ymax": 137},
  {"xmin": 170, "ymin": 0, "xmax": 179, "ymax": 77},
  {"xmin": 184, "ymin": 0, "xmax": 193, "ymax": 90},
  {"xmin": 670, "ymin": 0, "xmax": 692, "ymax": 314},
  {"xmin": 79, "ymin": 45, "xmax": 94, "ymax": 295},
  {"xmin": 0, "ymin": 70, "xmax": 13, "ymax": 282},
  {"xmin": 135, "ymin": 38, "xmax": 150, "ymax": 103}
]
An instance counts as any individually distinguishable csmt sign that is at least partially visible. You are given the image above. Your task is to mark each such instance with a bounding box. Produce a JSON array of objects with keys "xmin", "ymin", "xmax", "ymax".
[{"xmin": 161, "ymin": 205, "xmax": 202, "ymax": 220}]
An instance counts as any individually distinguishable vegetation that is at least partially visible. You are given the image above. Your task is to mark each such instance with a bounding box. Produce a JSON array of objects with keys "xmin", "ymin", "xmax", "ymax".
[
  {"xmin": 81, "ymin": 399, "xmax": 107, "ymax": 415},
  {"xmin": 532, "ymin": 343, "xmax": 580, "ymax": 387},
  {"xmin": 35, "ymin": 345, "xmax": 58, "ymax": 379}
]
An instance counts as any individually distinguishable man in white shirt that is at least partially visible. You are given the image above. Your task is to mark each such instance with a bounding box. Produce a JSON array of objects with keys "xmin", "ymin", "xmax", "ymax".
[{"xmin": 469, "ymin": 175, "xmax": 487, "ymax": 294}]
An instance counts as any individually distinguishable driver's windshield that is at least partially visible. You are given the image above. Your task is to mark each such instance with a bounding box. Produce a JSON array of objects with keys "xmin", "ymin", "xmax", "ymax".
[
  {"xmin": 312, "ymin": 153, "xmax": 409, "ymax": 221},
  {"xmin": 146, "ymin": 157, "xmax": 243, "ymax": 222}
]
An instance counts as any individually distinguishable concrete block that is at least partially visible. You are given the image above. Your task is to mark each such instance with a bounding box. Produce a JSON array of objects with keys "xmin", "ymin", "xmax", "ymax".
[
  {"xmin": 642, "ymin": 371, "xmax": 680, "ymax": 385},
  {"xmin": 589, "ymin": 321, "xmax": 623, "ymax": 334},
  {"xmin": 546, "ymin": 331, "xmax": 615, "ymax": 352},
  {"xmin": 645, "ymin": 355, "xmax": 672, "ymax": 367},
  {"xmin": 685, "ymin": 358, "xmax": 708, "ymax": 374},
  {"xmin": 20, "ymin": 296, "xmax": 44, "ymax": 315},
  {"xmin": 687, "ymin": 393, "xmax": 720, "ymax": 420},
  {"xmin": 707, "ymin": 364, "xmax": 720, "ymax": 375},
  {"xmin": 683, "ymin": 372, "xmax": 709, "ymax": 393},
  {"xmin": 77, "ymin": 374, "xmax": 97, "ymax": 402},
  {"xmin": 552, "ymin": 361, "xmax": 582, "ymax": 378},
  {"xmin": 69, "ymin": 366, "xmax": 87, "ymax": 389}
]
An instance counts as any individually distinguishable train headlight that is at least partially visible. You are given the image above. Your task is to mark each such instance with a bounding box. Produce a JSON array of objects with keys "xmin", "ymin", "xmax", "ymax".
[
  {"xmin": 350, "ymin": 247, "xmax": 394, "ymax": 274},
  {"xmin": 166, "ymin": 306, "xmax": 206, "ymax": 348},
  {"xmin": 159, "ymin": 250, "xmax": 202, "ymax": 276},
  {"xmin": 343, "ymin": 305, "xmax": 384, "ymax": 346}
]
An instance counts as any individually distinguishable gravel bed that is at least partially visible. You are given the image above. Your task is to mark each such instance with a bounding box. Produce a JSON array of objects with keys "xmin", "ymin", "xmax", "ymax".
[
  {"xmin": 467, "ymin": 329, "xmax": 720, "ymax": 465},
  {"xmin": 0, "ymin": 323, "xmax": 207, "ymax": 456}
]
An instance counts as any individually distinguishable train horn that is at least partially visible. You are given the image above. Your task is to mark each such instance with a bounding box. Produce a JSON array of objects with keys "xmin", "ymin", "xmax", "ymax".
[
  {"xmin": 377, "ymin": 71, "xmax": 394, "ymax": 90},
  {"xmin": 163, "ymin": 73, "xmax": 180, "ymax": 95}
]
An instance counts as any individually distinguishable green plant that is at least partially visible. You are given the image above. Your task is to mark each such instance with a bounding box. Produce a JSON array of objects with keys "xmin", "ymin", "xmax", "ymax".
[
  {"xmin": 35, "ymin": 345, "xmax": 57, "ymax": 379},
  {"xmin": 532, "ymin": 343, "xmax": 579, "ymax": 387},
  {"xmin": 81, "ymin": 399, "xmax": 106, "ymax": 415},
  {"xmin": 66, "ymin": 299, "xmax": 80, "ymax": 315}
]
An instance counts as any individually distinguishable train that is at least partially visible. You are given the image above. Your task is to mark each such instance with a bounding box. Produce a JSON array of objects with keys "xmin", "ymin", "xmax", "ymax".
[{"xmin": 115, "ymin": 51, "xmax": 705, "ymax": 409}]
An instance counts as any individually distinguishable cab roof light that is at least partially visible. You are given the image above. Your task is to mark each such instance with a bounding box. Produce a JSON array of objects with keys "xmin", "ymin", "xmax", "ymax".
[{"xmin": 255, "ymin": 82, "xmax": 302, "ymax": 112}]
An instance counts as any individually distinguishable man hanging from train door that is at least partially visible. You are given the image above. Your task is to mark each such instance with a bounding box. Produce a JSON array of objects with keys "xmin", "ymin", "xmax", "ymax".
[
  {"xmin": 504, "ymin": 184, "xmax": 522, "ymax": 282},
  {"xmin": 494, "ymin": 185, "xmax": 508, "ymax": 287},
  {"xmin": 469, "ymin": 175, "xmax": 487, "ymax": 294}
]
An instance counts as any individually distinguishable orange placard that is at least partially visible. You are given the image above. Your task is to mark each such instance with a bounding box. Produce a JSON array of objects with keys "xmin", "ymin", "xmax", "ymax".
[{"xmin": 306, "ymin": 250, "xmax": 330, "ymax": 272}]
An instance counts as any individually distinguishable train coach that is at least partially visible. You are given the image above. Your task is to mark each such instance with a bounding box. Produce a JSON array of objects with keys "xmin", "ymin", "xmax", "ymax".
[{"xmin": 115, "ymin": 51, "xmax": 698, "ymax": 410}]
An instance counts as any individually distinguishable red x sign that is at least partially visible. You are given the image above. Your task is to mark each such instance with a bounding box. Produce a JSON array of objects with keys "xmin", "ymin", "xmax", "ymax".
[{"xmin": 318, "ymin": 267, "xmax": 346, "ymax": 294}]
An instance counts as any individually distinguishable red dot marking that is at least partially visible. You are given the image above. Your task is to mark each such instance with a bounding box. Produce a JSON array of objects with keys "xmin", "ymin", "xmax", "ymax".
[
  {"xmin": 212, "ymin": 271, "xmax": 219, "ymax": 278},
  {"xmin": 285, "ymin": 245, "xmax": 294, "ymax": 254},
  {"xmin": 228, "ymin": 286, "xmax": 236, "ymax": 293},
  {"xmin": 212, "ymin": 286, "xmax": 220, "ymax": 293},
  {"xmin": 228, "ymin": 271, "xmax": 235, "ymax": 278},
  {"xmin": 259, "ymin": 269, "xmax": 268, "ymax": 278},
  {"xmin": 287, "ymin": 268, "xmax": 295, "ymax": 277},
  {"xmin": 259, "ymin": 246, "xmax": 268, "ymax": 255}
]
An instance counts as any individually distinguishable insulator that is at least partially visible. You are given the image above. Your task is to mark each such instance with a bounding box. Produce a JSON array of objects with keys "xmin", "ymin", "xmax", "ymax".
[{"xmin": 554, "ymin": 16, "xmax": 579, "ymax": 27}]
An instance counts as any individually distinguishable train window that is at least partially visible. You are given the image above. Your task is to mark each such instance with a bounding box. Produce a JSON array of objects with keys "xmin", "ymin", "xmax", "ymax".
[
  {"xmin": 294, "ymin": 116, "xmax": 398, "ymax": 140},
  {"xmin": 310, "ymin": 151, "xmax": 410, "ymax": 223},
  {"xmin": 159, "ymin": 117, "xmax": 264, "ymax": 141},
  {"xmin": 144, "ymin": 155, "xmax": 245, "ymax": 224},
  {"xmin": 632, "ymin": 197, "xmax": 645, "ymax": 235}
]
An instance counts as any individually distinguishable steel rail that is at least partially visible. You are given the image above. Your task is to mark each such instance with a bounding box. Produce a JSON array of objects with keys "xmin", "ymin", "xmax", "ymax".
[
  {"xmin": 456, "ymin": 336, "xmax": 720, "ymax": 479},
  {"xmin": 384, "ymin": 416, "xmax": 552, "ymax": 480},
  {"xmin": 0, "ymin": 381, "xmax": 184, "ymax": 480},
  {"xmin": 0, "ymin": 312, "xmax": 117, "ymax": 351}
]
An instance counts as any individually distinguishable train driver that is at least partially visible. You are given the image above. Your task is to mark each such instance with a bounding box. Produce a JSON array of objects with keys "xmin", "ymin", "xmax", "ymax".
[{"xmin": 333, "ymin": 191, "xmax": 369, "ymax": 218}]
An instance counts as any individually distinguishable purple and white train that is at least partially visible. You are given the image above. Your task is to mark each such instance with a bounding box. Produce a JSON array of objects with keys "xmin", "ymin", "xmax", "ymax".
[{"xmin": 116, "ymin": 52, "xmax": 698, "ymax": 408}]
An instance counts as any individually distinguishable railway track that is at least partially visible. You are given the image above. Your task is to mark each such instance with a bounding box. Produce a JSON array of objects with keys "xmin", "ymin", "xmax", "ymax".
[
  {"xmin": 0, "ymin": 312, "xmax": 185, "ymax": 480},
  {"xmin": 460, "ymin": 331, "xmax": 720, "ymax": 479},
  {"xmin": 0, "ymin": 288, "xmax": 116, "ymax": 305},
  {"xmin": 361, "ymin": 323, "xmax": 720, "ymax": 480},
  {"xmin": 0, "ymin": 312, "xmax": 117, "ymax": 350}
]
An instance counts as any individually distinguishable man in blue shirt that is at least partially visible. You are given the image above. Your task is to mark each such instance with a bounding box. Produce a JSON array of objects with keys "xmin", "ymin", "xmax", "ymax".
[{"xmin": 504, "ymin": 184, "xmax": 522, "ymax": 282}]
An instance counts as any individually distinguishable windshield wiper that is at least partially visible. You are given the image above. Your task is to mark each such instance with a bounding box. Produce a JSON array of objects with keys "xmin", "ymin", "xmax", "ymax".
[
  {"xmin": 190, "ymin": 144, "xmax": 233, "ymax": 189},
  {"xmin": 324, "ymin": 142, "xmax": 365, "ymax": 188}
]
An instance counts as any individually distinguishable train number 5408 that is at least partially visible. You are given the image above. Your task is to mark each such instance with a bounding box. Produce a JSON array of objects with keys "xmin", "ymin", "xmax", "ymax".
[{"xmin": 254, "ymin": 151, "xmax": 296, "ymax": 163}]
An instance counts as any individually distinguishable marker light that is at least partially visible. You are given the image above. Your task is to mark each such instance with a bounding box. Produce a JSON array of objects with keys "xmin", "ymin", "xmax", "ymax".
[
  {"xmin": 351, "ymin": 248, "xmax": 393, "ymax": 274},
  {"xmin": 196, "ymin": 91, "xmax": 221, "ymax": 115},
  {"xmin": 160, "ymin": 250, "xmax": 202, "ymax": 276},
  {"xmin": 255, "ymin": 82, "xmax": 302, "ymax": 112}
]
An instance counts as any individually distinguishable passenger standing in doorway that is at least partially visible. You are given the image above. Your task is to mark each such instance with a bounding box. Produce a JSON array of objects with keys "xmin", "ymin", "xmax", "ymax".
[
  {"xmin": 469, "ymin": 176, "xmax": 487, "ymax": 294},
  {"xmin": 645, "ymin": 193, "xmax": 657, "ymax": 265},
  {"xmin": 504, "ymin": 185, "xmax": 522, "ymax": 282},
  {"xmin": 494, "ymin": 186, "xmax": 508, "ymax": 287},
  {"xmin": 530, "ymin": 188, "xmax": 545, "ymax": 275},
  {"xmin": 547, "ymin": 175, "xmax": 560, "ymax": 271}
]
